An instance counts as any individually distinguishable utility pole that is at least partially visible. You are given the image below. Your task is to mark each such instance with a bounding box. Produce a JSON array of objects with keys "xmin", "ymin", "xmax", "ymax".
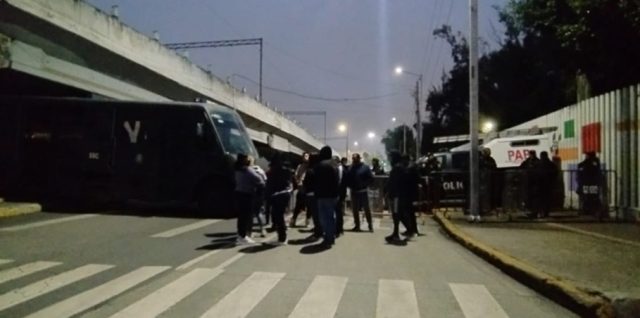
[
  {"xmin": 414, "ymin": 75, "xmax": 423, "ymax": 160},
  {"xmin": 165, "ymin": 38, "xmax": 263, "ymax": 101},
  {"xmin": 469, "ymin": 0, "xmax": 480, "ymax": 221}
]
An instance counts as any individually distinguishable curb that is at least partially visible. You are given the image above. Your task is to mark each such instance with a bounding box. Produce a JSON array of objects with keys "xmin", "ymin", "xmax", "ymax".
[
  {"xmin": 0, "ymin": 202, "xmax": 42, "ymax": 218},
  {"xmin": 434, "ymin": 211, "xmax": 615, "ymax": 318}
]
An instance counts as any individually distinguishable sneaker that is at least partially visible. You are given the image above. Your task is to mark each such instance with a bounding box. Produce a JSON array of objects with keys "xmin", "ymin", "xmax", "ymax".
[
  {"xmin": 289, "ymin": 220, "xmax": 296, "ymax": 228},
  {"xmin": 369, "ymin": 226, "xmax": 374, "ymax": 233},
  {"xmin": 236, "ymin": 236, "xmax": 256, "ymax": 245},
  {"xmin": 350, "ymin": 226, "xmax": 362, "ymax": 232},
  {"xmin": 260, "ymin": 229, "xmax": 267, "ymax": 238}
]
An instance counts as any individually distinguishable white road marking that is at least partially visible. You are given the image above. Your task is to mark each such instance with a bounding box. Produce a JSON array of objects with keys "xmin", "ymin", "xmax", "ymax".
[
  {"xmin": 0, "ymin": 214, "xmax": 99, "ymax": 232},
  {"xmin": 176, "ymin": 250, "xmax": 222, "ymax": 271},
  {"xmin": 151, "ymin": 220, "xmax": 220, "ymax": 238},
  {"xmin": 0, "ymin": 264, "xmax": 113, "ymax": 311},
  {"xmin": 0, "ymin": 259, "xmax": 14, "ymax": 265},
  {"xmin": 175, "ymin": 233, "xmax": 275, "ymax": 271},
  {"xmin": 449, "ymin": 283, "xmax": 509, "ymax": 318},
  {"xmin": 0, "ymin": 261, "xmax": 62, "ymax": 285},
  {"xmin": 26, "ymin": 266, "xmax": 169, "ymax": 318},
  {"xmin": 200, "ymin": 271, "xmax": 285, "ymax": 318},
  {"xmin": 110, "ymin": 268, "xmax": 222, "ymax": 318},
  {"xmin": 376, "ymin": 279, "xmax": 420, "ymax": 318},
  {"xmin": 289, "ymin": 275, "xmax": 347, "ymax": 318}
]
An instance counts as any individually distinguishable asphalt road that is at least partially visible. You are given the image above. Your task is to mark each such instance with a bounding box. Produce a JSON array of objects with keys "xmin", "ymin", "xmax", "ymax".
[{"xmin": 0, "ymin": 209, "xmax": 576, "ymax": 317}]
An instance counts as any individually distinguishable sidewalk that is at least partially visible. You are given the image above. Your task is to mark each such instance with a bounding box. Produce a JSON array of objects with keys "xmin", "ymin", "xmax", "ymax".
[
  {"xmin": 434, "ymin": 210, "xmax": 640, "ymax": 318},
  {"xmin": 0, "ymin": 198, "xmax": 41, "ymax": 218}
]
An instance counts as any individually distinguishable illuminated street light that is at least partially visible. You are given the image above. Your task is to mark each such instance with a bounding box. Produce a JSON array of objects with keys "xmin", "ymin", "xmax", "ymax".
[
  {"xmin": 367, "ymin": 131, "xmax": 376, "ymax": 139},
  {"xmin": 337, "ymin": 123, "xmax": 349, "ymax": 156},
  {"xmin": 394, "ymin": 66, "xmax": 403, "ymax": 75},
  {"xmin": 353, "ymin": 141, "xmax": 359, "ymax": 147},
  {"xmin": 481, "ymin": 121, "xmax": 495, "ymax": 133}
]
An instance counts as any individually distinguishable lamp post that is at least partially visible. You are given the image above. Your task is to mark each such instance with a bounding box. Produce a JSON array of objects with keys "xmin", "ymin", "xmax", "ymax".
[
  {"xmin": 394, "ymin": 66, "xmax": 422, "ymax": 160},
  {"xmin": 469, "ymin": 0, "xmax": 480, "ymax": 221},
  {"xmin": 338, "ymin": 123, "xmax": 349, "ymax": 157}
]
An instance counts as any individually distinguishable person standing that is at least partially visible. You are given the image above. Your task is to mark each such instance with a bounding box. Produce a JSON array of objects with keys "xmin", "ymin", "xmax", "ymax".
[
  {"xmin": 384, "ymin": 151, "xmax": 407, "ymax": 243},
  {"xmin": 265, "ymin": 155, "xmax": 293, "ymax": 245},
  {"xmin": 346, "ymin": 153, "xmax": 374, "ymax": 232},
  {"xmin": 577, "ymin": 151, "xmax": 602, "ymax": 217},
  {"xmin": 304, "ymin": 154, "xmax": 323, "ymax": 240},
  {"xmin": 399, "ymin": 154, "xmax": 426, "ymax": 237},
  {"xmin": 314, "ymin": 146, "xmax": 340, "ymax": 247},
  {"xmin": 480, "ymin": 148, "xmax": 498, "ymax": 215},
  {"xmin": 334, "ymin": 156, "xmax": 346, "ymax": 237},
  {"xmin": 520, "ymin": 150, "xmax": 539, "ymax": 217},
  {"xmin": 534, "ymin": 151, "xmax": 558, "ymax": 218},
  {"xmin": 250, "ymin": 159, "xmax": 268, "ymax": 237},
  {"xmin": 234, "ymin": 154, "xmax": 265, "ymax": 245},
  {"xmin": 290, "ymin": 152, "xmax": 309, "ymax": 227}
]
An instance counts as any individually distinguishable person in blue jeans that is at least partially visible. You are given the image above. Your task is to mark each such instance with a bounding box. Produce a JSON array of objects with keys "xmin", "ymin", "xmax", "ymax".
[
  {"xmin": 346, "ymin": 153, "xmax": 374, "ymax": 232},
  {"xmin": 314, "ymin": 146, "xmax": 339, "ymax": 247}
]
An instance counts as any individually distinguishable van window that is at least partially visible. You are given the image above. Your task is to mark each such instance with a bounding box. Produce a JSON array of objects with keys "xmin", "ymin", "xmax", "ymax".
[
  {"xmin": 510, "ymin": 139, "xmax": 539, "ymax": 147},
  {"xmin": 208, "ymin": 109, "xmax": 256, "ymax": 157},
  {"xmin": 451, "ymin": 152, "xmax": 469, "ymax": 170}
]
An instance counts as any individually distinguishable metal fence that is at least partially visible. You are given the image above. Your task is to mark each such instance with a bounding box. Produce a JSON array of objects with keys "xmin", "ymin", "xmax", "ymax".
[{"xmin": 365, "ymin": 169, "xmax": 621, "ymax": 220}]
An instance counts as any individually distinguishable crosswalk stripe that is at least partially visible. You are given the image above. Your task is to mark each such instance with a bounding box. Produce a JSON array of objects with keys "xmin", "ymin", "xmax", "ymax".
[
  {"xmin": 151, "ymin": 220, "xmax": 220, "ymax": 238},
  {"xmin": 449, "ymin": 283, "xmax": 509, "ymax": 318},
  {"xmin": 200, "ymin": 271, "xmax": 285, "ymax": 318},
  {"xmin": 376, "ymin": 279, "xmax": 420, "ymax": 318},
  {"xmin": 0, "ymin": 214, "xmax": 98, "ymax": 232},
  {"xmin": 25, "ymin": 266, "xmax": 169, "ymax": 318},
  {"xmin": 288, "ymin": 275, "xmax": 347, "ymax": 318},
  {"xmin": 110, "ymin": 268, "xmax": 222, "ymax": 318},
  {"xmin": 0, "ymin": 261, "xmax": 62, "ymax": 285},
  {"xmin": 0, "ymin": 259, "xmax": 14, "ymax": 265},
  {"xmin": 0, "ymin": 264, "xmax": 113, "ymax": 311},
  {"xmin": 176, "ymin": 250, "xmax": 221, "ymax": 271}
]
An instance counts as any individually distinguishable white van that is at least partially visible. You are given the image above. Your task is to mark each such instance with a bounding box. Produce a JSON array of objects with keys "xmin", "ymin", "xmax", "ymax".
[{"xmin": 480, "ymin": 134, "xmax": 553, "ymax": 168}]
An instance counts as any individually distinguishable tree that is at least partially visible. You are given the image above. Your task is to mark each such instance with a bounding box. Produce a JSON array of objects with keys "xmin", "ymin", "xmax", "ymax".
[
  {"xmin": 423, "ymin": 1, "xmax": 640, "ymax": 149},
  {"xmin": 381, "ymin": 125, "xmax": 415, "ymax": 157}
]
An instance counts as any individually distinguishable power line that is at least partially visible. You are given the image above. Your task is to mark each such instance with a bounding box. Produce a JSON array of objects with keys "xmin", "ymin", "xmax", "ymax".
[{"xmin": 231, "ymin": 74, "xmax": 399, "ymax": 102}]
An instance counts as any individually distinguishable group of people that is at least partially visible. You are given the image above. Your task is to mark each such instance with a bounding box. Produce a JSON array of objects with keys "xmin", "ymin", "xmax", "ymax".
[
  {"xmin": 233, "ymin": 145, "xmax": 426, "ymax": 247},
  {"xmin": 233, "ymin": 146, "xmax": 370, "ymax": 248}
]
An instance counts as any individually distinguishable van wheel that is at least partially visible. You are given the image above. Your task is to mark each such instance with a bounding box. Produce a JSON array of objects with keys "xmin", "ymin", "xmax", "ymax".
[{"xmin": 196, "ymin": 182, "xmax": 233, "ymax": 218}]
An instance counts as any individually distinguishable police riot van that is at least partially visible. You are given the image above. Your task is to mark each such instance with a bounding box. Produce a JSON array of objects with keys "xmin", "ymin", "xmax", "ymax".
[
  {"xmin": 0, "ymin": 96, "xmax": 259, "ymax": 216},
  {"xmin": 423, "ymin": 133, "xmax": 553, "ymax": 207},
  {"xmin": 479, "ymin": 134, "xmax": 553, "ymax": 168}
]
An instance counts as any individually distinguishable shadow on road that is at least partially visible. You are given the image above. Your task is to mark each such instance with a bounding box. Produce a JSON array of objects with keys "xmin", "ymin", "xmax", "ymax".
[
  {"xmin": 239, "ymin": 243, "xmax": 277, "ymax": 253},
  {"xmin": 300, "ymin": 243, "xmax": 332, "ymax": 254}
]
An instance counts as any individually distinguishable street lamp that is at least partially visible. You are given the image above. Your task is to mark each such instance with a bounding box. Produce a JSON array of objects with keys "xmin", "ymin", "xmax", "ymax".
[
  {"xmin": 353, "ymin": 141, "xmax": 359, "ymax": 147},
  {"xmin": 367, "ymin": 131, "xmax": 376, "ymax": 139},
  {"xmin": 481, "ymin": 120, "xmax": 495, "ymax": 134},
  {"xmin": 394, "ymin": 66, "xmax": 423, "ymax": 160},
  {"xmin": 338, "ymin": 123, "xmax": 349, "ymax": 157}
]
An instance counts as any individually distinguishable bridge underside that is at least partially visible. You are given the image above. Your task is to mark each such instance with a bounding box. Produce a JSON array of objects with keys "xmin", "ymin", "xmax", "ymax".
[{"xmin": 0, "ymin": 0, "xmax": 322, "ymax": 157}]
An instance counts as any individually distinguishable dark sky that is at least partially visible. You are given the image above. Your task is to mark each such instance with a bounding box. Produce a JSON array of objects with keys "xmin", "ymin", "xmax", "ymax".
[{"xmin": 88, "ymin": 0, "xmax": 508, "ymax": 156}]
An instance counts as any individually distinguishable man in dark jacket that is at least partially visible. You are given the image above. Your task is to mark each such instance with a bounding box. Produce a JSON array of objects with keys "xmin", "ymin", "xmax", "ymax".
[
  {"xmin": 520, "ymin": 150, "xmax": 539, "ymax": 216},
  {"xmin": 346, "ymin": 153, "xmax": 374, "ymax": 232},
  {"xmin": 399, "ymin": 154, "xmax": 426, "ymax": 237},
  {"xmin": 534, "ymin": 151, "xmax": 558, "ymax": 218},
  {"xmin": 314, "ymin": 146, "xmax": 340, "ymax": 247},
  {"xmin": 265, "ymin": 155, "xmax": 293, "ymax": 245}
]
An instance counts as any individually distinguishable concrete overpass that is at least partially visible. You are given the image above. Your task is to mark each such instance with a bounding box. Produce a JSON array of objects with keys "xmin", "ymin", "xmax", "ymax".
[{"xmin": 0, "ymin": 0, "xmax": 323, "ymax": 155}]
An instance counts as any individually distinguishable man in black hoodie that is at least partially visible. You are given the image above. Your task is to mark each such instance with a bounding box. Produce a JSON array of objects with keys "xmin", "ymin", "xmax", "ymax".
[{"xmin": 314, "ymin": 146, "xmax": 340, "ymax": 247}]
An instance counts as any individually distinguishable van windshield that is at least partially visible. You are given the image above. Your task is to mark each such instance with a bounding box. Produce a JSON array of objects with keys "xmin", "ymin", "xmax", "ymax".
[{"xmin": 207, "ymin": 106, "xmax": 257, "ymax": 158}]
